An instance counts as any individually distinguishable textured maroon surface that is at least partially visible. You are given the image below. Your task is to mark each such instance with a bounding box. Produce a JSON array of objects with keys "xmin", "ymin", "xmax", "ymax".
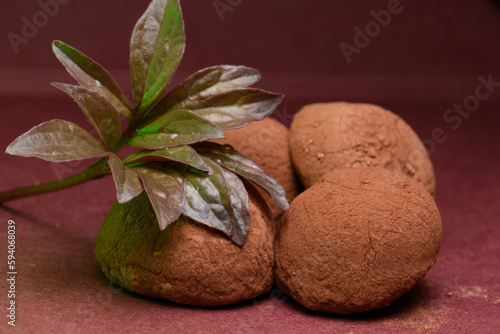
[
  {"xmin": 1, "ymin": 95, "xmax": 499, "ymax": 333},
  {"xmin": 1, "ymin": 0, "xmax": 500, "ymax": 333}
]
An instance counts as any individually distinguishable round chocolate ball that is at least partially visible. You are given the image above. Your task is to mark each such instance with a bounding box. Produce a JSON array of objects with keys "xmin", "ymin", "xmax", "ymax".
[
  {"xmin": 289, "ymin": 102, "xmax": 436, "ymax": 196},
  {"xmin": 214, "ymin": 117, "xmax": 301, "ymax": 220},
  {"xmin": 274, "ymin": 167, "xmax": 442, "ymax": 314},
  {"xmin": 96, "ymin": 187, "xmax": 274, "ymax": 306}
]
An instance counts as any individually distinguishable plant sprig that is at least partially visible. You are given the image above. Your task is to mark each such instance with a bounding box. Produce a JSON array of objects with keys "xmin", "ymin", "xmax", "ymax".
[{"xmin": 1, "ymin": 0, "xmax": 287, "ymax": 246}]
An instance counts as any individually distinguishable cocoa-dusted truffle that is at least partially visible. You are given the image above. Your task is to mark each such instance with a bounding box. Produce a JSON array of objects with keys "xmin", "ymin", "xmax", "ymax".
[
  {"xmin": 96, "ymin": 187, "xmax": 274, "ymax": 306},
  {"xmin": 289, "ymin": 102, "xmax": 436, "ymax": 196},
  {"xmin": 214, "ymin": 117, "xmax": 301, "ymax": 220},
  {"xmin": 274, "ymin": 167, "xmax": 442, "ymax": 314}
]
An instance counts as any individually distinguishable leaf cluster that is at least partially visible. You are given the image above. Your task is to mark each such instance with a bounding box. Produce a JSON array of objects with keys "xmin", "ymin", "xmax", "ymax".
[{"xmin": 5, "ymin": 0, "xmax": 287, "ymax": 245}]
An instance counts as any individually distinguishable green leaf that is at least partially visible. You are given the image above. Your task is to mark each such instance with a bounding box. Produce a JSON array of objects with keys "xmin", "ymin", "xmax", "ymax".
[
  {"xmin": 128, "ymin": 109, "xmax": 224, "ymax": 149},
  {"xmin": 134, "ymin": 166, "xmax": 185, "ymax": 230},
  {"xmin": 195, "ymin": 142, "xmax": 289, "ymax": 210},
  {"xmin": 220, "ymin": 168, "xmax": 250, "ymax": 245},
  {"xmin": 130, "ymin": 0, "xmax": 185, "ymax": 112},
  {"xmin": 52, "ymin": 83, "xmax": 121, "ymax": 150},
  {"xmin": 123, "ymin": 146, "xmax": 209, "ymax": 172},
  {"xmin": 143, "ymin": 65, "xmax": 261, "ymax": 123},
  {"xmin": 52, "ymin": 40, "xmax": 132, "ymax": 119},
  {"xmin": 188, "ymin": 89, "xmax": 283, "ymax": 129},
  {"xmin": 108, "ymin": 155, "xmax": 144, "ymax": 203},
  {"xmin": 158, "ymin": 158, "xmax": 247, "ymax": 245},
  {"xmin": 5, "ymin": 120, "xmax": 110, "ymax": 162}
]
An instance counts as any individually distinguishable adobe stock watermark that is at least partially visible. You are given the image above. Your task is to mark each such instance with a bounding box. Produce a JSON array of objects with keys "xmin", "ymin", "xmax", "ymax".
[
  {"xmin": 6, "ymin": 220, "xmax": 17, "ymax": 327},
  {"xmin": 213, "ymin": 0, "xmax": 243, "ymax": 22},
  {"xmin": 339, "ymin": 0, "xmax": 412, "ymax": 64},
  {"xmin": 272, "ymin": 105, "xmax": 294, "ymax": 126},
  {"xmin": 7, "ymin": 0, "xmax": 73, "ymax": 55},
  {"xmin": 408, "ymin": 74, "xmax": 500, "ymax": 164}
]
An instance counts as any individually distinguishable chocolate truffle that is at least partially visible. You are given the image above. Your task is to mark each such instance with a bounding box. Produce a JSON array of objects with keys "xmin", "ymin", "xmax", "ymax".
[
  {"xmin": 96, "ymin": 187, "xmax": 274, "ymax": 306},
  {"xmin": 274, "ymin": 168, "xmax": 442, "ymax": 314},
  {"xmin": 214, "ymin": 117, "xmax": 301, "ymax": 220},
  {"xmin": 289, "ymin": 102, "xmax": 436, "ymax": 196}
]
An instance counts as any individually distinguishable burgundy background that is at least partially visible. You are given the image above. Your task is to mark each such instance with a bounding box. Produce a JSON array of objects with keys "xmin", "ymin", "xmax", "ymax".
[{"xmin": 1, "ymin": 0, "xmax": 499, "ymax": 333}]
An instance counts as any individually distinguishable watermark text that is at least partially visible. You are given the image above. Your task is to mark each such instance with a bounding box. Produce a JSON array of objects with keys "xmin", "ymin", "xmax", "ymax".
[
  {"xmin": 339, "ymin": 0, "xmax": 409, "ymax": 64},
  {"xmin": 213, "ymin": 0, "xmax": 243, "ymax": 21},
  {"xmin": 6, "ymin": 220, "xmax": 17, "ymax": 327},
  {"xmin": 7, "ymin": 0, "xmax": 72, "ymax": 54}
]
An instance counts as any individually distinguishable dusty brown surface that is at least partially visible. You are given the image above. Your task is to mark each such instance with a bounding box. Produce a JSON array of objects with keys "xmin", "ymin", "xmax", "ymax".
[
  {"xmin": 214, "ymin": 117, "xmax": 301, "ymax": 220},
  {"xmin": 289, "ymin": 102, "xmax": 436, "ymax": 196},
  {"xmin": 95, "ymin": 187, "xmax": 274, "ymax": 306},
  {"xmin": 274, "ymin": 167, "xmax": 442, "ymax": 314}
]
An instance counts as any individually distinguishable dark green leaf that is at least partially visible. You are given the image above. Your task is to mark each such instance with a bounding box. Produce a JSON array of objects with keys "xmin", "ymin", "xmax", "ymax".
[
  {"xmin": 195, "ymin": 142, "xmax": 289, "ymax": 210},
  {"xmin": 108, "ymin": 155, "xmax": 143, "ymax": 203},
  {"xmin": 123, "ymin": 146, "xmax": 209, "ymax": 172},
  {"xmin": 143, "ymin": 65, "xmax": 261, "ymax": 123},
  {"xmin": 52, "ymin": 40, "xmax": 132, "ymax": 119},
  {"xmin": 159, "ymin": 158, "xmax": 246, "ymax": 245},
  {"xmin": 187, "ymin": 89, "xmax": 283, "ymax": 129},
  {"xmin": 128, "ymin": 109, "xmax": 224, "ymax": 149},
  {"xmin": 130, "ymin": 0, "xmax": 185, "ymax": 112},
  {"xmin": 5, "ymin": 120, "xmax": 110, "ymax": 162},
  {"xmin": 134, "ymin": 166, "xmax": 185, "ymax": 230},
  {"xmin": 52, "ymin": 83, "xmax": 121, "ymax": 150}
]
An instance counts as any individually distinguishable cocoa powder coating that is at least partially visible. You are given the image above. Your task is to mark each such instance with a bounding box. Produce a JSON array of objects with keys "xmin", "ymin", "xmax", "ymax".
[
  {"xmin": 289, "ymin": 102, "xmax": 436, "ymax": 196},
  {"xmin": 274, "ymin": 167, "xmax": 442, "ymax": 314},
  {"xmin": 95, "ymin": 187, "xmax": 274, "ymax": 306},
  {"xmin": 214, "ymin": 117, "xmax": 301, "ymax": 220}
]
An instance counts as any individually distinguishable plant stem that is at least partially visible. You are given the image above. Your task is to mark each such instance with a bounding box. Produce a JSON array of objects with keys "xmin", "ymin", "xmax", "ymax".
[
  {"xmin": 0, "ymin": 106, "xmax": 141, "ymax": 204},
  {"xmin": 0, "ymin": 158, "xmax": 110, "ymax": 204},
  {"xmin": 112, "ymin": 107, "xmax": 142, "ymax": 153}
]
